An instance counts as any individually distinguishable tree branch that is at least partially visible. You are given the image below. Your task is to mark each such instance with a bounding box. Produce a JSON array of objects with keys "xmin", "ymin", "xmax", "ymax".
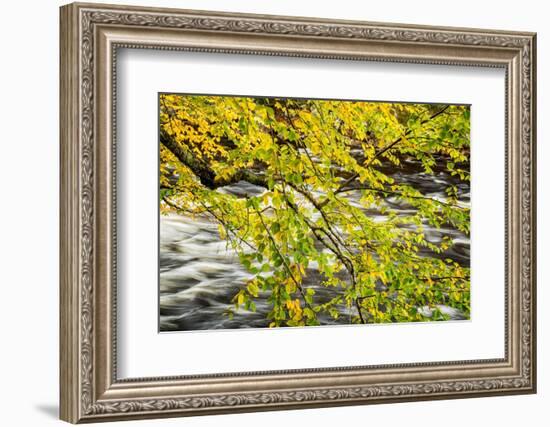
[
  {"xmin": 334, "ymin": 185, "xmax": 467, "ymax": 209},
  {"xmin": 160, "ymin": 131, "xmax": 268, "ymax": 190},
  {"xmin": 328, "ymin": 105, "xmax": 452, "ymax": 202},
  {"xmin": 252, "ymin": 205, "xmax": 313, "ymax": 312}
]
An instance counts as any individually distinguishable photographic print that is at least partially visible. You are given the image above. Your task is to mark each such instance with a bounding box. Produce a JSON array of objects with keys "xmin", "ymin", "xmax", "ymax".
[
  {"xmin": 60, "ymin": 5, "xmax": 536, "ymax": 420},
  {"xmin": 159, "ymin": 94, "xmax": 471, "ymax": 332}
]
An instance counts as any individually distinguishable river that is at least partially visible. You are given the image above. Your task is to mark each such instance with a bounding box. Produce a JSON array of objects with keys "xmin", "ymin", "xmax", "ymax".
[{"xmin": 159, "ymin": 157, "xmax": 470, "ymax": 331}]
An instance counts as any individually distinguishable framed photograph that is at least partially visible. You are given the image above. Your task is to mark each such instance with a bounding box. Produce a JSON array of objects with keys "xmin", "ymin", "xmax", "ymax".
[{"xmin": 60, "ymin": 2, "xmax": 536, "ymax": 423}]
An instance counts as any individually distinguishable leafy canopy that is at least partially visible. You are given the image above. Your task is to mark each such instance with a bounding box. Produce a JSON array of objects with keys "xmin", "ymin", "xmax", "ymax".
[{"xmin": 160, "ymin": 94, "xmax": 471, "ymax": 326}]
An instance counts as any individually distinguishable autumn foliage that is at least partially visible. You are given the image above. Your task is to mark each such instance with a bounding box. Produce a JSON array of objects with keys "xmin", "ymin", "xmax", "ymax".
[{"xmin": 160, "ymin": 94, "xmax": 470, "ymax": 326}]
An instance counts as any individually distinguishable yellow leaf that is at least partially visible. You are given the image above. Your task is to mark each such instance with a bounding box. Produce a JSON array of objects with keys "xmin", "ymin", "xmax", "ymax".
[
  {"xmin": 237, "ymin": 292, "xmax": 245, "ymax": 305},
  {"xmin": 218, "ymin": 224, "xmax": 226, "ymax": 239}
]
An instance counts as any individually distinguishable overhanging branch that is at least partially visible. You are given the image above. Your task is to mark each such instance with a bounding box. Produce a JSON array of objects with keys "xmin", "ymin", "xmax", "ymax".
[{"xmin": 160, "ymin": 130, "xmax": 268, "ymax": 190}]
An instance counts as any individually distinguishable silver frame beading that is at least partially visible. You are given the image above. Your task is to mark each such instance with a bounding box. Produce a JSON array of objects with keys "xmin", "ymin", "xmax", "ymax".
[{"xmin": 60, "ymin": 2, "xmax": 537, "ymax": 423}]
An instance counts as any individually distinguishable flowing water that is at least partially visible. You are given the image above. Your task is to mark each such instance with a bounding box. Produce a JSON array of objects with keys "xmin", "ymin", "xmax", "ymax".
[{"xmin": 159, "ymin": 158, "xmax": 470, "ymax": 331}]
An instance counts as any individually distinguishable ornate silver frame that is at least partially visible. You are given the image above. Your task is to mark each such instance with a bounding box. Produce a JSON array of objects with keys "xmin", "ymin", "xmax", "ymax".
[{"xmin": 60, "ymin": 2, "xmax": 536, "ymax": 423}]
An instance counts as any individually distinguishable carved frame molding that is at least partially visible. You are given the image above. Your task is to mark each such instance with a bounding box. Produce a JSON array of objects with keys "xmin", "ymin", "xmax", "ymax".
[{"xmin": 60, "ymin": 2, "xmax": 536, "ymax": 423}]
